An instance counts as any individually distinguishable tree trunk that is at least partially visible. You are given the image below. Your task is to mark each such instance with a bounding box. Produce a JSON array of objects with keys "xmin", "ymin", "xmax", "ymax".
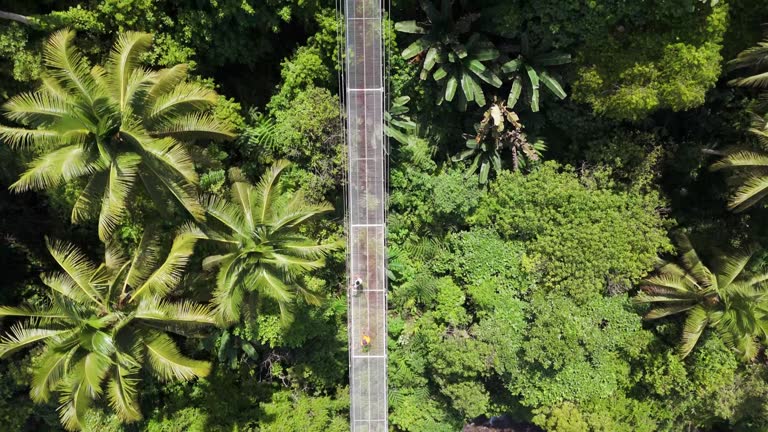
[{"xmin": 0, "ymin": 10, "xmax": 33, "ymax": 26}]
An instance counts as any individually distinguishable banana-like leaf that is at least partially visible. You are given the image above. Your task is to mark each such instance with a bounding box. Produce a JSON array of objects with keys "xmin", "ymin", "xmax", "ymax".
[
  {"xmin": 445, "ymin": 76, "xmax": 458, "ymax": 101},
  {"xmin": 424, "ymin": 47, "xmax": 439, "ymax": 72},
  {"xmin": 479, "ymin": 159, "xmax": 490, "ymax": 184},
  {"xmin": 534, "ymin": 51, "xmax": 572, "ymax": 66},
  {"xmin": 539, "ymin": 71, "xmax": 567, "ymax": 99},
  {"xmin": 460, "ymin": 72, "xmax": 476, "ymax": 102},
  {"xmin": 402, "ymin": 37, "xmax": 431, "ymax": 60},
  {"xmin": 395, "ymin": 20, "xmax": 427, "ymax": 34},
  {"xmin": 508, "ymin": 76, "xmax": 523, "ymax": 108},
  {"xmin": 433, "ymin": 66, "xmax": 448, "ymax": 81},
  {"xmin": 502, "ymin": 58, "xmax": 522, "ymax": 73},
  {"xmin": 526, "ymin": 65, "xmax": 540, "ymax": 112}
]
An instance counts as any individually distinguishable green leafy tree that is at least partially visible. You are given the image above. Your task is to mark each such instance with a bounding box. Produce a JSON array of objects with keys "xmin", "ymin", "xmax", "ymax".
[
  {"xmin": 396, "ymin": 1, "xmax": 502, "ymax": 109},
  {"xmin": 453, "ymin": 97, "xmax": 544, "ymax": 184},
  {"xmin": 569, "ymin": 1, "xmax": 727, "ymax": 120},
  {"xmin": 471, "ymin": 162, "xmax": 671, "ymax": 301},
  {"xmin": 0, "ymin": 227, "xmax": 213, "ymax": 430},
  {"xmin": 201, "ymin": 160, "xmax": 340, "ymax": 324},
  {"xmin": 635, "ymin": 234, "xmax": 768, "ymax": 360},
  {"xmin": 500, "ymin": 35, "xmax": 571, "ymax": 112},
  {"xmin": 0, "ymin": 29, "xmax": 234, "ymax": 240}
]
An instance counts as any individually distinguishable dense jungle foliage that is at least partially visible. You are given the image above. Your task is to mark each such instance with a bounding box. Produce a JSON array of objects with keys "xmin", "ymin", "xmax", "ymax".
[{"xmin": 0, "ymin": 0, "xmax": 768, "ymax": 431}]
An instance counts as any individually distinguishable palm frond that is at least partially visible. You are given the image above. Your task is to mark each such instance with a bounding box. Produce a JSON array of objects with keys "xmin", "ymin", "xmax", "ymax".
[
  {"xmin": 711, "ymin": 150, "xmax": 768, "ymax": 171},
  {"xmin": 0, "ymin": 304, "xmax": 68, "ymax": 320},
  {"xmin": 679, "ymin": 306, "xmax": 709, "ymax": 358},
  {"xmin": 10, "ymin": 145, "xmax": 101, "ymax": 192},
  {"xmin": 204, "ymin": 193, "xmax": 251, "ymax": 238},
  {"xmin": 249, "ymin": 268, "xmax": 294, "ymax": 305},
  {"xmin": 640, "ymin": 274, "xmax": 700, "ymax": 297},
  {"xmin": 0, "ymin": 125, "xmax": 61, "ymax": 149},
  {"xmin": 729, "ymin": 70, "xmax": 768, "ymax": 88},
  {"xmin": 41, "ymin": 272, "xmax": 91, "ymax": 304},
  {"xmin": 3, "ymin": 91, "xmax": 70, "ymax": 127},
  {"xmin": 265, "ymin": 253, "xmax": 325, "ymax": 273},
  {"xmin": 643, "ymin": 304, "xmax": 696, "ymax": 320},
  {"xmin": 31, "ymin": 346, "xmax": 77, "ymax": 403},
  {"xmin": 715, "ymin": 250, "xmax": 754, "ymax": 290},
  {"xmin": 136, "ymin": 298, "xmax": 216, "ymax": 326},
  {"xmin": 123, "ymin": 229, "xmax": 162, "ymax": 291},
  {"xmin": 83, "ymin": 352, "xmax": 111, "ymax": 397},
  {"xmin": 98, "ymin": 153, "xmax": 141, "ymax": 241},
  {"xmin": 728, "ymin": 174, "xmax": 768, "ymax": 212},
  {"xmin": 231, "ymin": 181, "xmax": 256, "ymax": 229},
  {"xmin": 201, "ymin": 253, "xmax": 235, "ymax": 271},
  {"xmin": 252, "ymin": 160, "xmax": 291, "ymax": 224},
  {"xmin": 152, "ymin": 112, "xmax": 235, "ymax": 141},
  {"xmin": 147, "ymin": 64, "xmax": 189, "ymax": 103},
  {"xmin": 140, "ymin": 137, "xmax": 198, "ymax": 183},
  {"xmin": 130, "ymin": 224, "xmax": 205, "ymax": 299},
  {"xmin": 211, "ymin": 258, "xmax": 245, "ymax": 324},
  {"xmin": 144, "ymin": 332, "xmax": 210, "ymax": 381},
  {"xmin": 106, "ymin": 32, "xmax": 153, "ymax": 110},
  {"xmin": 676, "ymin": 234, "xmax": 716, "ymax": 287},
  {"xmin": 70, "ymin": 170, "xmax": 108, "ymax": 224},
  {"xmin": 0, "ymin": 324, "xmax": 66, "ymax": 357},
  {"xmin": 271, "ymin": 196, "xmax": 334, "ymax": 230},
  {"xmin": 107, "ymin": 353, "xmax": 142, "ymax": 422},
  {"xmin": 122, "ymin": 67, "xmax": 157, "ymax": 114},
  {"xmin": 148, "ymin": 82, "xmax": 218, "ymax": 120},
  {"xmin": 45, "ymin": 238, "xmax": 103, "ymax": 305},
  {"xmin": 57, "ymin": 362, "xmax": 93, "ymax": 432},
  {"xmin": 138, "ymin": 156, "xmax": 205, "ymax": 221},
  {"xmin": 282, "ymin": 240, "xmax": 342, "ymax": 260},
  {"xmin": 42, "ymin": 29, "xmax": 99, "ymax": 106}
]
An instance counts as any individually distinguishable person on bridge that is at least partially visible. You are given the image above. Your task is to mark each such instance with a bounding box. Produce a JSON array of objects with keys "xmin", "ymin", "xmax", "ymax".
[
  {"xmin": 361, "ymin": 334, "xmax": 371, "ymax": 352},
  {"xmin": 353, "ymin": 278, "xmax": 364, "ymax": 296}
]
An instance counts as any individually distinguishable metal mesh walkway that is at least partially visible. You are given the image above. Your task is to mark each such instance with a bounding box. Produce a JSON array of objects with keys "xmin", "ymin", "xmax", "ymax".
[{"xmin": 343, "ymin": 0, "xmax": 387, "ymax": 430}]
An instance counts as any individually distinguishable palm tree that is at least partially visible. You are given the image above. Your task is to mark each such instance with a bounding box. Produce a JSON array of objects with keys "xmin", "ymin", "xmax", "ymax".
[
  {"xmin": 727, "ymin": 33, "xmax": 768, "ymax": 88},
  {"xmin": 710, "ymin": 114, "xmax": 768, "ymax": 212},
  {"xmin": 0, "ymin": 226, "xmax": 213, "ymax": 430},
  {"xmin": 0, "ymin": 30, "xmax": 235, "ymax": 241},
  {"xmin": 201, "ymin": 161, "xmax": 340, "ymax": 324},
  {"xmin": 634, "ymin": 234, "xmax": 768, "ymax": 360}
]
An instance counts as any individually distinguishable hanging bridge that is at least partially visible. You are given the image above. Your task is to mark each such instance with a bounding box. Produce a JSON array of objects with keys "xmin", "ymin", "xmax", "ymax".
[{"xmin": 341, "ymin": 0, "xmax": 388, "ymax": 430}]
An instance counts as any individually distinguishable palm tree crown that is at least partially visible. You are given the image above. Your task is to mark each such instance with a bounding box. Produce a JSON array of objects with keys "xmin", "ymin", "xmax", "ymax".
[
  {"xmin": 0, "ymin": 30, "xmax": 235, "ymax": 240},
  {"xmin": 0, "ymin": 226, "xmax": 213, "ymax": 430},
  {"xmin": 202, "ymin": 160, "xmax": 340, "ymax": 324},
  {"xmin": 710, "ymin": 114, "xmax": 768, "ymax": 212},
  {"xmin": 635, "ymin": 234, "xmax": 768, "ymax": 360}
]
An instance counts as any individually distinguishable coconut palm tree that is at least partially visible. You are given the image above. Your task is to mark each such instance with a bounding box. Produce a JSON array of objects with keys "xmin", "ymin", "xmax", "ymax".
[
  {"xmin": 0, "ymin": 226, "xmax": 213, "ymax": 430},
  {"xmin": 635, "ymin": 234, "xmax": 768, "ymax": 360},
  {"xmin": 201, "ymin": 160, "xmax": 340, "ymax": 324},
  {"xmin": 0, "ymin": 29, "xmax": 234, "ymax": 241}
]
